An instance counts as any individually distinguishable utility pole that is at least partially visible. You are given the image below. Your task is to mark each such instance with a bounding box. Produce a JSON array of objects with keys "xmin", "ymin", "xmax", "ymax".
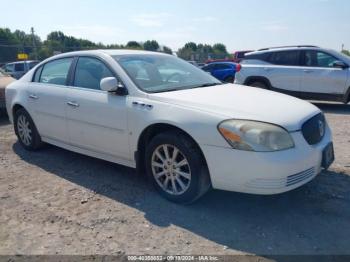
[{"xmin": 31, "ymin": 27, "xmax": 38, "ymax": 60}]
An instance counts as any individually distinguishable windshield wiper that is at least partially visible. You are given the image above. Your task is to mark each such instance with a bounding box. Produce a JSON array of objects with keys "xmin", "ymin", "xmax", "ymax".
[
  {"xmin": 150, "ymin": 82, "xmax": 223, "ymax": 93},
  {"xmin": 193, "ymin": 82, "xmax": 223, "ymax": 88}
]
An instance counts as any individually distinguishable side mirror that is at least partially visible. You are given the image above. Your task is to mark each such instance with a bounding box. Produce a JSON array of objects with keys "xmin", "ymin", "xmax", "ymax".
[
  {"xmin": 100, "ymin": 77, "xmax": 127, "ymax": 94},
  {"xmin": 333, "ymin": 61, "xmax": 348, "ymax": 69}
]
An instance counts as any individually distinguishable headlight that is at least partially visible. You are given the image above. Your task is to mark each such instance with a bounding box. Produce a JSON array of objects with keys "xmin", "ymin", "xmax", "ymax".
[{"xmin": 218, "ymin": 120, "xmax": 294, "ymax": 152}]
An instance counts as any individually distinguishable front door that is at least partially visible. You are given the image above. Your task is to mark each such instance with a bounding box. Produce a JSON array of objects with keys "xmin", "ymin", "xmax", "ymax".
[
  {"xmin": 66, "ymin": 56, "xmax": 130, "ymax": 159},
  {"xmin": 300, "ymin": 50, "xmax": 348, "ymax": 95}
]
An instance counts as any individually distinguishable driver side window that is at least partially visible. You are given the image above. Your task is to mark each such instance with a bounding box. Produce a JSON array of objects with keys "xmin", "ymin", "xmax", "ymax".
[
  {"xmin": 304, "ymin": 51, "xmax": 339, "ymax": 68},
  {"xmin": 74, "ymin": 57, "xmax": 114, "ymax": 90}
]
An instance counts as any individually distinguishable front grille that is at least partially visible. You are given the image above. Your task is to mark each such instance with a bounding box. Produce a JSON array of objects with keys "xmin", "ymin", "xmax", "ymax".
[{"xmin": 301, "ymin": 113, "xmax": 325, "ymax": 145}]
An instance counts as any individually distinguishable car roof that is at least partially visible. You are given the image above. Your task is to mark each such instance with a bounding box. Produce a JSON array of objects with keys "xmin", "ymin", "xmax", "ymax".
[
  {"xmin": 50, "ymin": 49, "xmax": 169, "ymax": 59},
  {"xmin": 246, "ymin": 45, "xmax": 322, "ymax": 56},
  {"xmin": 6, "ymin": 60, "xmax": 39, "ymax": 65}
]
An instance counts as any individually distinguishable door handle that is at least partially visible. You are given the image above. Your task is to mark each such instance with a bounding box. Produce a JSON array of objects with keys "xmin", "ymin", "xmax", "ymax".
[
  {"xmin": 67, "ymin": 101, "xmax": 80, "ymax": 108},
  {"xmin": 303, "ymin": 69, "xmax": 313, "ymax": 73},
  {"xmin": 132, "ymin": 101, "xmax": 153, "ymax": 109},
  {"xmin": 29, "ymin": 94, "xmax": 38, "ymax": 100}
]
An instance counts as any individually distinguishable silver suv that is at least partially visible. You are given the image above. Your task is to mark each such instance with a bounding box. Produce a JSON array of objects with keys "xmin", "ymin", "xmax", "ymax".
[
  {"xmin": 3, "ymin": 60, "xmax": 39, "ymax": 80},
  {"xmin": 234, "ymin": 46, "xmax": 350, "ymax": 104}
]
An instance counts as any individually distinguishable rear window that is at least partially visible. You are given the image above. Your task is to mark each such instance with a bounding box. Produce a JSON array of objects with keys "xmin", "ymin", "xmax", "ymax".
[{"xmin": 236, "ymin": 52, "xmax": 247, "ymax": 59}]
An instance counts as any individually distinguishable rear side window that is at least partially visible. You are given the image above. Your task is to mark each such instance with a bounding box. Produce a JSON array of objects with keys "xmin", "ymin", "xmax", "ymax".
[
  {"xmin": 243, "ymin": 53, "xmax": 269, "ymax": 62},
  {"xmin": 214, "ymin": 64, "xmax": 231, "ymax": 70},
  {"xmin": 39, "ymin": 58, "xmax": 73, "ymax": 85},
  {"xmin": 73, "ymin": 57, "xmax": 114, "ymax": 90},
  {"xmin": 28, "ymin": 61, "xmax": 39, "ymax": 69},
  {"xmin": 268, "ymin": 51, "xmax": 299, "ymax": 66},
  {"xmin": 14, "ymin": 63, "xmax": 25, "ymax": 72}
]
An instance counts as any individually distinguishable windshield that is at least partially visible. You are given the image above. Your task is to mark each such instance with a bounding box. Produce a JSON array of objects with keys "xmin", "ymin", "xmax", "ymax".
[{"xmin": 113, "ymin": 54, "xmax": 221, "ymax": 93}]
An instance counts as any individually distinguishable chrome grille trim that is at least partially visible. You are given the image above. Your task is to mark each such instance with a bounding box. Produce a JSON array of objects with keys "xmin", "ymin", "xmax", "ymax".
[
  {"xmin": 246, "ymin": 167, "xmax": 316, "ymax": 190},
  {"xmin": 286, "ymin": 167, "xmax": 316, "ymax": 187}
]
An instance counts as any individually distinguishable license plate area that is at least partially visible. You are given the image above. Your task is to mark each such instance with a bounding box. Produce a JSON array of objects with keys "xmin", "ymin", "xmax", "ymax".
[{"xmin": 322, "ymin": 142, "xmax": 334, "ymax": 169}]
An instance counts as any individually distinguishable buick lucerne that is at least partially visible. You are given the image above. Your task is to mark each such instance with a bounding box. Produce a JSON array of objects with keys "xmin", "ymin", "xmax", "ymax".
[{"xmin": 5, "ymin": 50, "xmax": 334, "ymax": 203}]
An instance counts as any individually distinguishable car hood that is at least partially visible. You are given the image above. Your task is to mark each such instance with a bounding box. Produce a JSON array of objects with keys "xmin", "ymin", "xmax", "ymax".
[{"xmin": 149, "ymin": 84, "xmax": 321, "ymax": 131}]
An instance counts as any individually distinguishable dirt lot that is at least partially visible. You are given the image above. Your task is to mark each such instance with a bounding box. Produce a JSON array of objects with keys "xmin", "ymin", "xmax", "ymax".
[{"xmin": 0, "ymin": 102, "xmax": 350, "ymax": 260}]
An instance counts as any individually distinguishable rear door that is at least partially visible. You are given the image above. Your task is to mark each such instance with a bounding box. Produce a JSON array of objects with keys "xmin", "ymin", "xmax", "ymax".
[
  {"xmin": 300, "ymin": 50, "xmax": 348, "ymax": 95},
  {"xmin": 27, "ymin": 57, "xmax": 74, "ymax": 142},
  {"xmin": 263, "ymin": 50, "xmax": 302, "ymax": 94},
  {"xmin": 66, "ymin": 56, "xmax": 130, "ymax": 159}
]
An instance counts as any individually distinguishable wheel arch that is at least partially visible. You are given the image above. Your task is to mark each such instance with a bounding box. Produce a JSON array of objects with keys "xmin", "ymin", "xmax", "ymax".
[
  {"xmin": 244, "ymin": 76, "xmax": 272, "ymax": 89},
  {"xmin": 135, "ymin": 123, "xmax": 209, "ymax": 175},
  {"xmin": 12, "ymin": 103, "xmax": 26, "ymax": 115},
  {"xmin": 11, "ymin": 103, "xmax": 27, "ymax": 123},
  {"xmin": 345, "ymin": 86, "xmax": 350, "ymax": 103}
]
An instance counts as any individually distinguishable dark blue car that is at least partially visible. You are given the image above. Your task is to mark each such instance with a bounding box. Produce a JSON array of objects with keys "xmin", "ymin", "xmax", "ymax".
[{"xmin": 202, "ymin": 62, "xmax": 240, "ymax": 83}]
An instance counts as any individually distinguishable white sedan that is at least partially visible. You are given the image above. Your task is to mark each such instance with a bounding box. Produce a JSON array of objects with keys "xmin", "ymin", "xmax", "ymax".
[{"xmin": 5, "ymin": 50, "xmax": 334, "ymax": 203}]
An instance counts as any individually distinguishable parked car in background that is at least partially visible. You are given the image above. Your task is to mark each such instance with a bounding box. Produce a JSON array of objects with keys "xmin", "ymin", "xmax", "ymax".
[
  {"xmin": 0, "ymin": 69, "xmax": 15, "ymax": 110},
  {"xmin": 186, "ymin": 60, "xmax": 199, "ymax": 67},
  {"xmin": 235, "ymin": 46, "xmax": 350, "ymax": 104},
  {"xmin": 6, "ymin": 50, "xmax": 334, "ymax": 203},
  {"xmin": 206, "ymin": 58, "xmax": 235, "ymax": 64},
  {"xmin": 233, "ymin": 50, "xmax": 254, "ymax": 63},
  {"xmin": 202, "ymin": 62, "xmax": 240, "ymax": 83},
  {"xmin": 4, "ymin": 60, "xmax": 39, "ymax": 79}
]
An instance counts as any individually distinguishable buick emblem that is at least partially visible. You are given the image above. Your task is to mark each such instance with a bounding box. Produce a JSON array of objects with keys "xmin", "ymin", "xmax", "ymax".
[{"xmin": 318, "ymin": 120, "xmax": 325, "ymax": 137}]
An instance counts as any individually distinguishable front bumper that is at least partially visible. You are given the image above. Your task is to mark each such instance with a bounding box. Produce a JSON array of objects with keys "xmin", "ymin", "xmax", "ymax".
[{"xmin": 201, "ymin": 125, "xmax": 332, "ymax": 195}]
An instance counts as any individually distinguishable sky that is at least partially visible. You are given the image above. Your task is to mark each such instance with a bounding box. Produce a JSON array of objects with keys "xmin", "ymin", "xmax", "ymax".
[{"xmin": 1, "ymin": 0, "xmax": 350, "ymax": 52}]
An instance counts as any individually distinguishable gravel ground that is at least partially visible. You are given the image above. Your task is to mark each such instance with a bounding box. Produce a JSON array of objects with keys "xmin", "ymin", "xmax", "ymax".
[{"xmin": 0, "ymin": 102, "xmax": 349, "ymax": 260}]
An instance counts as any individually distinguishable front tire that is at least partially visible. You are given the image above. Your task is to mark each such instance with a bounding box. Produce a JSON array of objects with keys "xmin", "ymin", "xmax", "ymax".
[
  {"xmin": 14, "ymin": 108, "xmax": 43, "ymax": 151},
  {"xmin": 145, "ymin": 131, "xmax": 211, "ymax": 204}
]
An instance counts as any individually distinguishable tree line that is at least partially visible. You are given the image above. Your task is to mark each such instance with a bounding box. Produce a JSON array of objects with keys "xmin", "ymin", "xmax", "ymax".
[
  {"xmin": 3, "ymin": 27, "xmax": 348, "ymax": 64},
  {"xmin": 0, "ymin": 28, "xmax": 174, "ymax": 63},
  {"xmin": 0, "ymin": 27, "xmax": 232, "ymax": 63}
]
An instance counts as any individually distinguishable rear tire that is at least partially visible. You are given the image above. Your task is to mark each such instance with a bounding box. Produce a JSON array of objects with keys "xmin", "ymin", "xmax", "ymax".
[
  {"xmin": 224, "ymin": 76, "xmax": 234, "ymax": 83},
  {"xmin": 145, "ymin": 131, "xmax": 211, "ymax": 204},
  {"xmin": 250, "ymin": 81, "xmax": 268, "ymax": 89},
  {"xmin": 14, "ymin": 108, "xmax": 43, "ymax": 151}
]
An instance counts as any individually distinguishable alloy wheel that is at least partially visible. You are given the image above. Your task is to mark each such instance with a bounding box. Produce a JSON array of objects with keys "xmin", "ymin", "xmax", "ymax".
[
  {"xmin": 151, "ymin": 144, "xmax": 191, "ymax": 195},
  {"xmin": 17, "ymin": 114, "xmax": 32, "ymax": 146}
]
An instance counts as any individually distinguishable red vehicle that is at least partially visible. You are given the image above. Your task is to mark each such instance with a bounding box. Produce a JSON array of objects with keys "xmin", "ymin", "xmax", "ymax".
[
  {"xmin": 206, "ymin": 58, "xmax": 235, "ymax": 64},
  {"xmin": 205, "ymin": 50, "xmax": 254, "ymax": 64},
  {"xmin": 232, "ymin": 50, "xmax": 253, "ymax": 63}
]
